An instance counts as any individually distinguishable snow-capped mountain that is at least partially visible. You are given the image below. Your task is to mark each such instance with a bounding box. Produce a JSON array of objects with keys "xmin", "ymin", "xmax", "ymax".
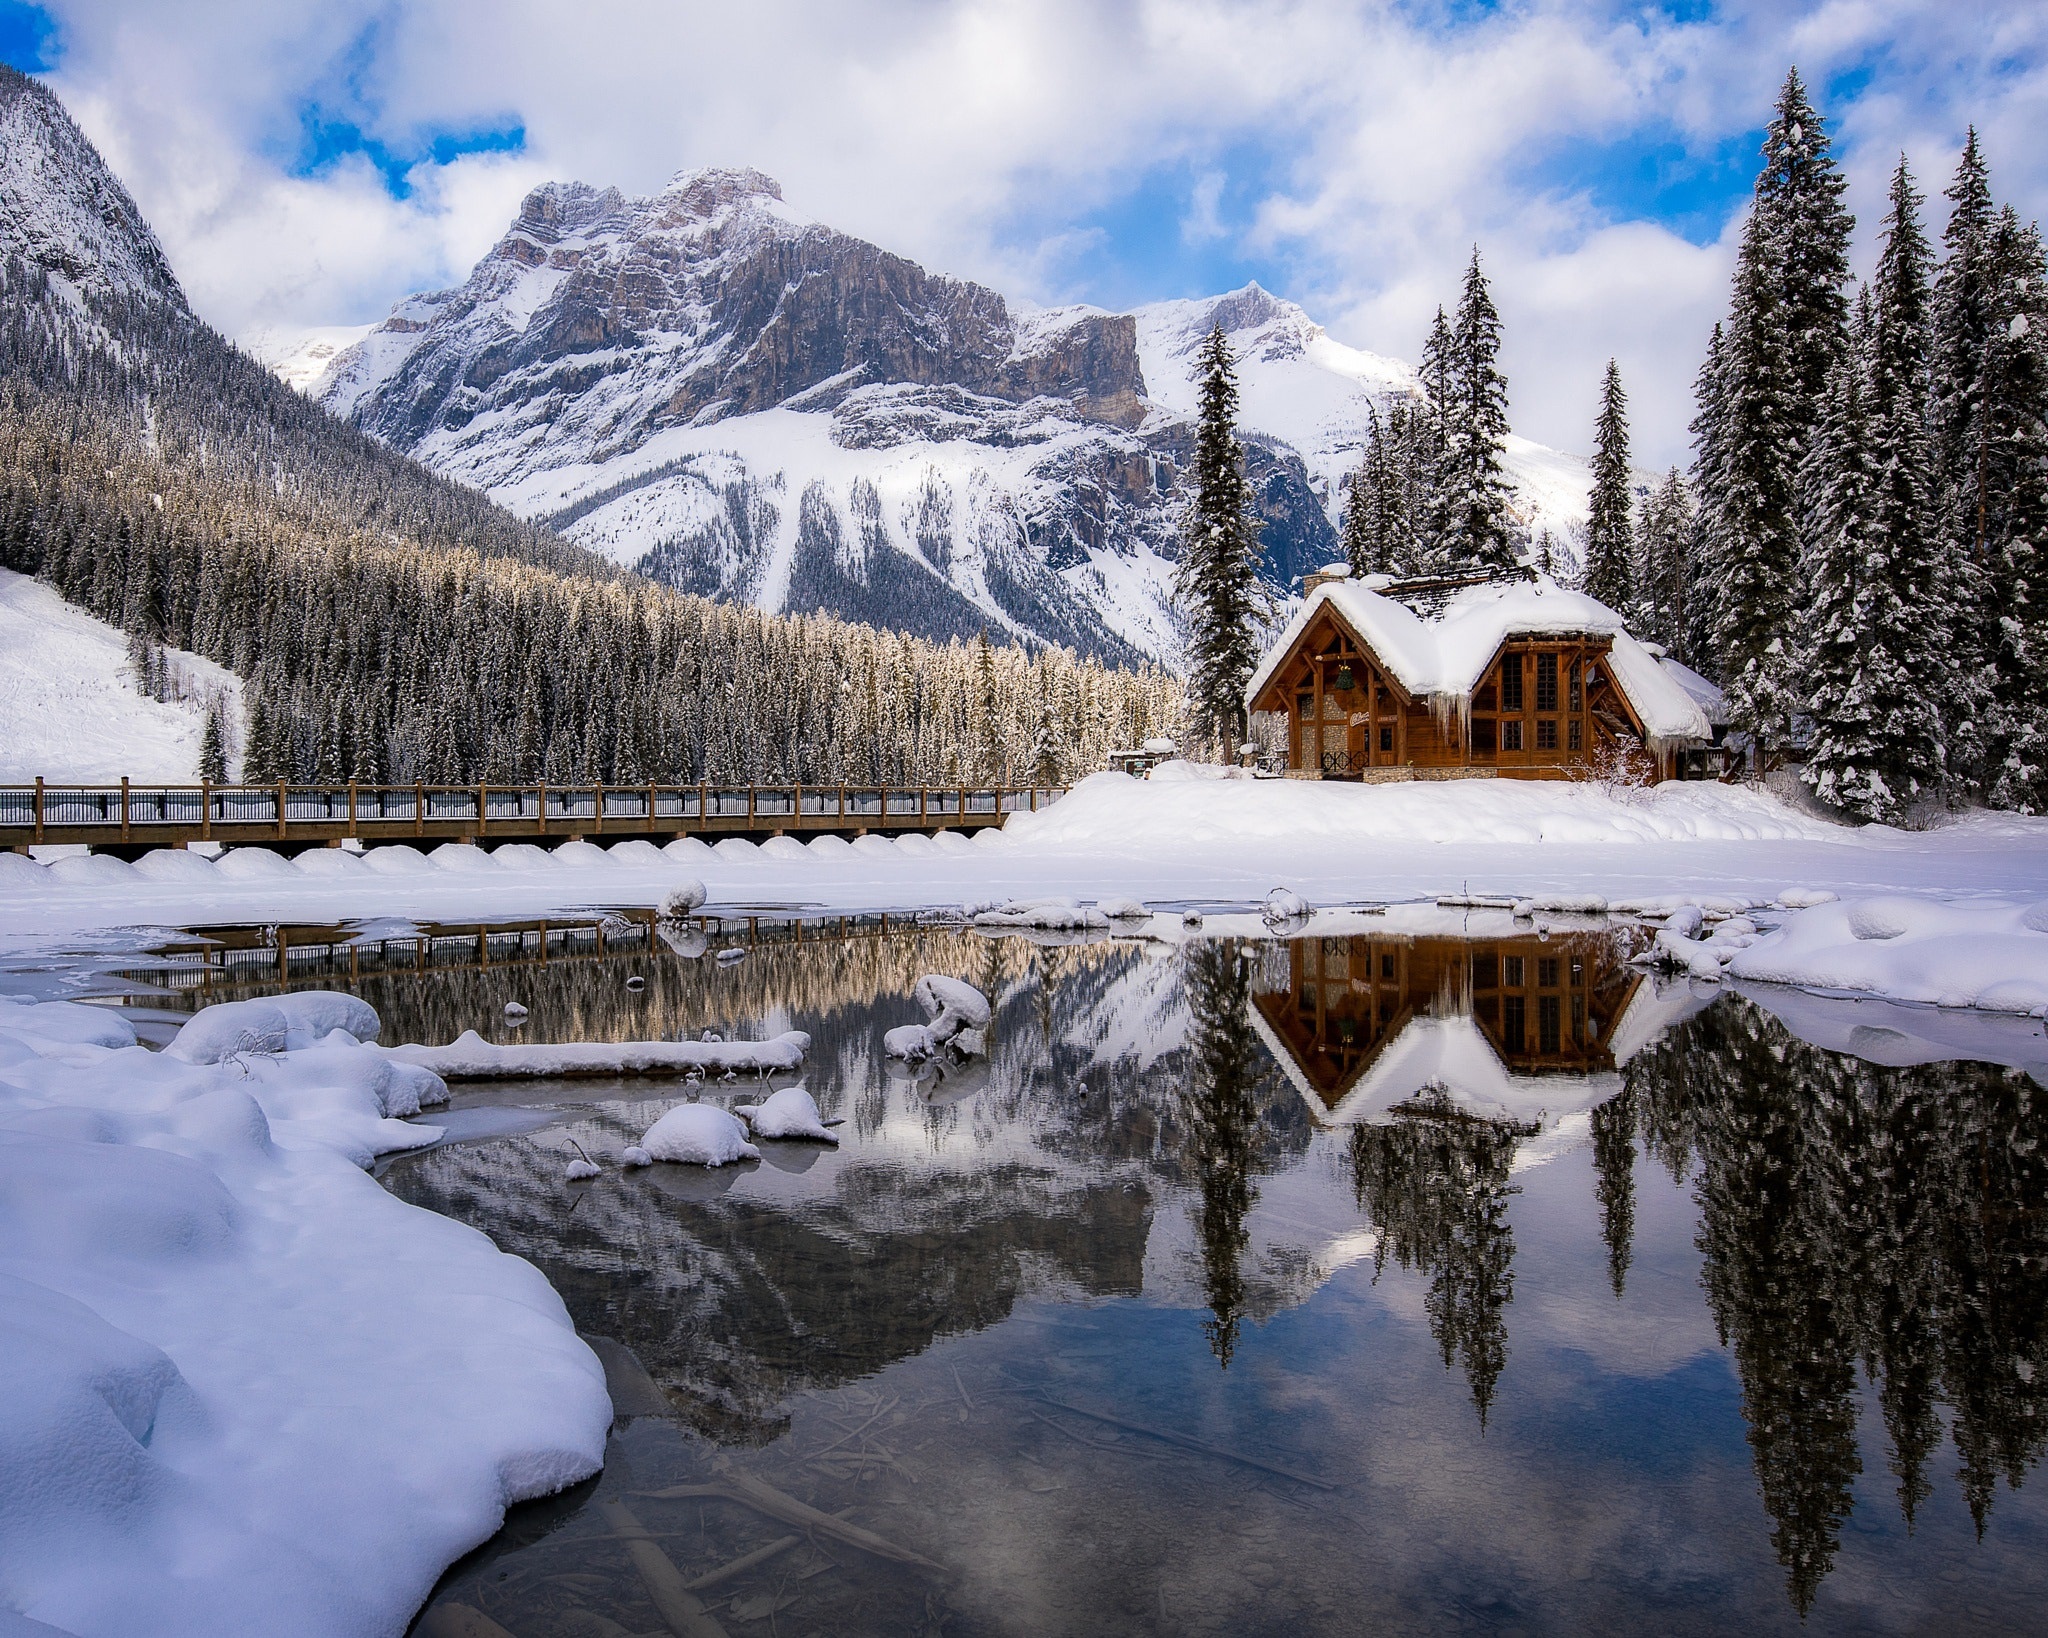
[
  {"xmin": 0, "ymin": 64, "xmax": 185, "ymax": 313},
  {"xmin": 312, "ymin": 167, "xmax": 1600, "ymax": 664}
]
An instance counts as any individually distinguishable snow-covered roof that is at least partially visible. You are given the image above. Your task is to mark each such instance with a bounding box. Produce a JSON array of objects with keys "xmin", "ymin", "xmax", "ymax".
[{"xmin": 1246, "ymin": 572, "xmax": 1719, "ymax": 745}]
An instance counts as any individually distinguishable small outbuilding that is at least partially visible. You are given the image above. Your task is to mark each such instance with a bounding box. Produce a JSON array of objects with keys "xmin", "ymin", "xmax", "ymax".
[{"xmin": 1246, "ymin": 566, "xmax": 1723, "ymax": 782}]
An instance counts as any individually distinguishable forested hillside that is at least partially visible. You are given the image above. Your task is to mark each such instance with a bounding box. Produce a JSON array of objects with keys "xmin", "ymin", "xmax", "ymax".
[{"xmin": 0, "ymin": 65, "xmax": 1178, "ymax": 786}]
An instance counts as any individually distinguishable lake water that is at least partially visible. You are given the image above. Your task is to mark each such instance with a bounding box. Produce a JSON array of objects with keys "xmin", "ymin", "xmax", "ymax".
[{"xmin": 79, "ymin": 911, "xmax": 2048, "ymax": 1635}]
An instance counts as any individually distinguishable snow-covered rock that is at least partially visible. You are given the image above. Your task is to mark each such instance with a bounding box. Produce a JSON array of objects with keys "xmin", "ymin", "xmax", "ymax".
[
  {"xmin": 378, "ymin": 1029, "xmax": 808, "ymax": 1080},
  {"xmin": 1262, "ymin": 887, "xmax": 1311, "ymax": 925},
  {"xmin": 661, "ymin": 879, "xmax": 708, "ymax": 917},
  {"xmin": 1728, "ymin": 896, "xmax": 2048, "ymax": 1014},
  {"xmin": 639, "ymin": 1102, "xmax": 761, "ymax": 1166},
  {"xmin": 734, "ymin": 1085, "xmax": 839, "ymax": 1144}
]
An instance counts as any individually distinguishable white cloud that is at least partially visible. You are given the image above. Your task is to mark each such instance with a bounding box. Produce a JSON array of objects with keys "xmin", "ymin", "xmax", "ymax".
[{"xmin": 26, "ymin": 0, "xmax": 2048, "ymax": 467}]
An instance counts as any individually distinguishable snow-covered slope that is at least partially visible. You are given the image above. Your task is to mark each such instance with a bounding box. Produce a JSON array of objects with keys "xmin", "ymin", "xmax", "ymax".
[
  {"xmin": 0, "ymin": 569, "xmax": 241, "ymax": 781},
  {"xmin": 308, "ymin": 170, "xmax": 1606, "ymax": 665},
  {"xmin": 244, "ymin": 323, "xmax": 376, "ymax": 395}
]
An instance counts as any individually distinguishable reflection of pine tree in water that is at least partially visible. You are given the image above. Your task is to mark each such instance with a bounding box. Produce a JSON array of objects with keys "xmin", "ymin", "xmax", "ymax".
[
  {"xmin": 1348, "ymin": 1109, "xmax": 1527, "ymax": 1425},
  {"xmin": 1589, "ymin": 1088, "xmax": 1636, "ymax": 1299},
  {"xmin": 1623, "ymin": 998, "xmax": 2048, "ymax": 1612},
  {"xmin": 1180, "ymin": 940, "xmax": 1269, "ymax": 1368}
]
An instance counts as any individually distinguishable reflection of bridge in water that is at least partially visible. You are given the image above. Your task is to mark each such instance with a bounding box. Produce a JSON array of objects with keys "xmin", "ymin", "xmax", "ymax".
[{"xmin": 130, "ymin": 910, "xmax": 942, "ymax": 1008}]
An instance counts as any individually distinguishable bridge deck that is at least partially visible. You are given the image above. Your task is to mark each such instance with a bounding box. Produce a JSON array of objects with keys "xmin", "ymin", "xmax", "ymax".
[{"xmin": 0, "ymin": 781, "xmax": 1062, "ymax": 857}]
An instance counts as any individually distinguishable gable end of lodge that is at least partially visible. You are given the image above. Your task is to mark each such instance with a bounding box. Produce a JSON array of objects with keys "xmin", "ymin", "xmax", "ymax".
[{"xmin": 1245, "ymin": 566, "xmax": 1727, "ymax": 783}]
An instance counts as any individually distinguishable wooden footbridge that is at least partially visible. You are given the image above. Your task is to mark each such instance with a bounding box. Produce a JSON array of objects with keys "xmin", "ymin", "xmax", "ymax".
[{"xmin": 0, "ymin": 780, "xmax": 1063, "ymax": 859}]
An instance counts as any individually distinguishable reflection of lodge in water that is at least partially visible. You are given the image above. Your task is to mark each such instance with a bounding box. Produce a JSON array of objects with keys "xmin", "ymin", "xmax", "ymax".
[{"xmin": 1249, "ymin": 924, "xmax": 1670, "ymax": 1128}]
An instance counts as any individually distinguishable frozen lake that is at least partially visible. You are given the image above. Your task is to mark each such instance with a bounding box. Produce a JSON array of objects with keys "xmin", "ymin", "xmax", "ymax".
[{"xmin": 58, "ymin": 909, "xmax": 2048, "ymax": 1635}]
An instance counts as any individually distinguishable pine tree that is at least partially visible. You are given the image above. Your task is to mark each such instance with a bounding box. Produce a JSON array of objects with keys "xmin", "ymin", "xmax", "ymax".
[
  {"xmin": 1755, "ymin": 69, "xmax": 1855, "ymax": 414},
  {"xmin": 1414, "ymin": 307, "xmax": 1457, "ymax": 566},
  {"xmin": 1709, "ymin": 207, "xmax": 1804, "ymax": 760},
  {"xmin": 1861, "ymin": 157, "xmax": 1950, "ymax": 808},
  {"xmin": 1174, "ymin": 325, "xmax": 1268, "ymax": 756},
  {"xmin": 1798, "ymin": 302, "xmax": 1895, "ymax": 818},
  {"xmin": 197, "ymin": 703, "xmax": 227, "ymax": 784},
  {"xmin": 1438, "ymin": 251, "xmax": 1519, "ymax": 572},
  {"xmin": 1637, "ymin": 470, "xmax": 1696, "ymax": 659},
  {"xmin": 1581, "ymin": 359, "xmax": 1637, "ymax": 614}
]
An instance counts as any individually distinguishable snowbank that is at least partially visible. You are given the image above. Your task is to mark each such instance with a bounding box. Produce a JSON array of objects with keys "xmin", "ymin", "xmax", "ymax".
[
  {"xmin": 380, "ymin": 1029, "xmax": 811, "ymax": 1080},
  {"xmin": 1727, "ymin": 897, "xmax": 2048, "ymax": 1015},
  {"xmin": 1006, "ymin": 770, "xmax": 1843, "ymax": 855},
  {"xmin": 0, "ymin": 994, "xmax": 609, "ymax": 1637}
]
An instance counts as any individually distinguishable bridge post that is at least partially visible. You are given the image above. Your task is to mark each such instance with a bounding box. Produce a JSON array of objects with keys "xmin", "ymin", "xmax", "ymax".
[
  {"xmin": 347, "ymin": 781, "xmax": 357, "ymax": 840},
  {"xmin": 477, "ymin": 782, "xmax": 486, "ymax": 845},
  {"xmin": 647, "ymin": 780, "xmax": 656, "ymax": 836},
  {"xmin": 920, "ymin": 787, "xmax": 928, "ymax": 828},
  {"xmin": 200, "ymin": 778, "xmax": 211, "ymax": 841},
  {"xmin": 414, "ymin": 783, "xmax": 424, "ymax": 838},
  {"xmin": 276, "ymin": 780, "xmax": 287, "ymax": 841},
  {"xmin": 698, "ymin": 781, "xmax": 707, "ymax": 833},
  {"xmin": 33, "ymin": 777, "xmax": 43, "ymax": 844},
  {"xmin": 595, "ymin": 783, "xmax": 605, "ymax": 836},
  {"xmin": 838, "ymin": 784, "xmax": 845, "ymax": 825},
  {"xmin": 748, "ymin": 787, "xmax": 756, "ymax": 828},
  {"xmin": 537, "ymin": 783, "xmax": 547, "ymax": 836},
  {"xmin": 793, "ymin": 781, "xmax": 801, "ymax": 833},
  {"xmin": 120, "ymin": 777, "xmax": 130, "ymax": 843}
]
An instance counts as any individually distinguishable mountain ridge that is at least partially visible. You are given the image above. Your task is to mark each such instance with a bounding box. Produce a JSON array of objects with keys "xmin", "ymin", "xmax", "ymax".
[{"xmin": 308, "ymin": 166, "xmax": 1604, "ymax": 664}]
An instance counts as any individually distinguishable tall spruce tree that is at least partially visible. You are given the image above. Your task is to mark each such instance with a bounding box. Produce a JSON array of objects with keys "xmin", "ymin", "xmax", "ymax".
[
  {"xmin": 1709, "ymin": 206, "xmax": 1805, "ymax": 758},
  {"xmin": 1756, "ymin": 69, "xmax": 1855, "ymax": 413},
  {"xmin": 1174, "ymin": 324, "xmax": 1268, "ymax": 756},
  {"xmin": 1439, "ymin": 250, "xmax": 1519, "ymax": 572},
  {"xmin": 1581, "ymin": 359, "xmax": 1637, "ymax": 613},
  {"xmin": 1637, "ymin": 469, "xmax": 1696, "ymax": 661},
  {"xmin": 1799, "ymin": 296, "xmax": 1897, "ymax": 818},
  {"xmin": 1861, "ymin": 157, "xmax": 1951, "ymax": 808}
]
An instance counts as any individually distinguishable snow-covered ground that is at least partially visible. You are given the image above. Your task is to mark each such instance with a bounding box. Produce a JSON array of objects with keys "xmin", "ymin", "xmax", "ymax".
[
  {"xmin": 0, "ymin": 993, "xmax": 608, "ymax": 1637},
  {"xmin": 0, "ymin": 570, "xmax": 240, "ymax": 782},
  {"xmin": 4, "ymin": 768, "xmax": 2046, "ymax": 1008}
]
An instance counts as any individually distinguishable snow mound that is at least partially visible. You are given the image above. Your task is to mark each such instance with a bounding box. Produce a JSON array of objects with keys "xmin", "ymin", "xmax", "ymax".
[
  {"xmin": 884, "ymin": 1023, "xmax": 941, "ymax": 1062},
  {"xmin": 806, "ymin": 834, "xmax": 854, "ymax": 857},
  {"xmin": 640, "ymin": 1103, "xmax": 760, "ymax": 1166},
  {"xmin": 758, "ymin": 836, "xmax": 810, "ymax": 861},
  {"xmin": 1728, "ymin": 897, "xmax": 2048, "ymax": 1014},
  {"xmin": 553, "ymin": 840, "xmax": 614, "ymax": 869},
  {"xmin": 605, "ymin": 839, "xmax": 667, "ymax": 866},
  {"xmin": 0, "ymin": 852, "xmax": 47, "ymax": 888},
  {"xmin": 1098, "ymin": 897, "xmax": 1150, "ymax": 921},
  {"xmin": 734, "ymin": 1085, "xmax": 839, "ymax": 1143},
  {"xmin": 0, "ymin": 998, "xmax": 137, "ymax": 1051},
  {"xmin": 292, "ymin": 847, "xmax": 367, "ymax": 876},
  {"xmin": 429, "ymin": 843, "xmax": 498, "ymax": 873},
  {"xmin": 215, "ymin": 848, "xmax": 299, "ymax": 880},
  {"xmin": 1262, "ymin": 887, "xmax": 1311, "ymax": 925},
  {"xmin": 133, "ymin": 848, "xmax": 220, "ymax": 882},
  {"xmin": 713, "ymin": 837, "xmax": 758, "ymax": 860},
  {"xmin": 166, "ymin": 990, "xmax": 381, "ymax": 1064},
  {"xmin": 361, "ymin": 845, "xmax": 434, "ymax": 874},
  {"xmin": 489, "ymin": 842, "xmax": 553, "ymax": 869},
  {"xmin": 663, "ymin": 836, "xmax": 715, "ymax": 861},
  {"xmin": 48, "ymin": 852, "xmax": 139, "ymax": 885},
  {"xmin": 0, "ymin": 995, "xmax": 605, "ymax": 1635},
  {"xmin": 661, "ymin": 880, "xmax": 708, "ymax": 918}
]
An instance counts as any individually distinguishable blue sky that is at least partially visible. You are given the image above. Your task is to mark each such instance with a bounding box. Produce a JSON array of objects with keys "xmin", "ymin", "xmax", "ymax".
[{"xmin": 7, "ymin": 1, "xmax": 2045, "ymax": 465}]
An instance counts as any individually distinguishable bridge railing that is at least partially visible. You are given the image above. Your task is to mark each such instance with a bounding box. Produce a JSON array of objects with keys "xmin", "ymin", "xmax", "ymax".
[{"xmin": 0, "ymin": 781, "xmax": 1066, "ymax": 836}]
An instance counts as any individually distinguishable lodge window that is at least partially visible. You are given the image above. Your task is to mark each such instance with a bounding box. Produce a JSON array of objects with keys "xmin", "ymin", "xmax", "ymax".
[
  {"xmin": 1297, "ymin": 692, "xmax": 1313, "ymax": 718},
  {"xmin": 1500, "ymin": 654, "xmax": 1524, "ymax": 711},
  {"xmin": 1471, "ymin": 718, "xmax": 1496, "ymax": 753},
  {"xmin": 1472, "ymin": 951, "xmax": 1498, "ymax": 989},
  {"xmin": 1380, "ymin": 952, "xmax": 1395, "ymax": 979},
  {"xmin": 1502, "ymin": 720, "xmax": 1523, "ymax": 751},
  {"xmin": 1501, "ymin": 955, "xmax": 1524, "ymax": 988},
  {"xmin": 1536, "ymin": 653, "xmax": 1559, "ymax": 711},
  {"xmin": 1380, "ymin": 726, "xmax": 1394, "ymax": 752},
  {"xmin": 1475, "ymin": 684, "xmax": 1497, "ymax": 710},
  {"xmin": 1537, "ymin": 719, "xmax": 1558, "ymax": 751},
  {"xmin": 1569, "ymin": 664, "xmax": 1582, "ymax": 712},
  {"xmin": 1572, "ymin": 994, "xmax": 1587, "ymax": 1046},
  {"xmin": 1503, "ymin": 994, "xmax": 1526, "ymax": 1054},
  {"xmin": 1538, "ymin": 994, "xmax": 1562, "ymax": 1053},
  {"xmin": 1538, "ymin": 957, "xmax": 1560, "ymax": 987},
  {"xmin": 1569, "ymin": 720, "xmax": 1582, "ymax": 752}
]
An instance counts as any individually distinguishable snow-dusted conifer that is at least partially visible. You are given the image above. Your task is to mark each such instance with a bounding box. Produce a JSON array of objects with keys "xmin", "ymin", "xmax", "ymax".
[
  {"xmin": 197, "ymin": 703, "xmax": 227, "ymax": 783},
  {"xmin": 1755, "ymin": 69, "xmax": 1855, "ymax": 414},
  {"xmin": 1637, "ymin": 470, "xmax": 1696, "ymax": 661},
  {"xmin": 1174, "ymin": 324, "xmax": 1268, "ymax": 756},
  {"xmin": 1439, "ymin": 250, "xmax": 1518, "ymax": 572},
  {"xmin": 1861, "ymin": 158, "xmax": 1950, "ymax": 807},
  {"xmin": 1581, "ymin": 359, "xmax": 1636, "ymax": 615}
]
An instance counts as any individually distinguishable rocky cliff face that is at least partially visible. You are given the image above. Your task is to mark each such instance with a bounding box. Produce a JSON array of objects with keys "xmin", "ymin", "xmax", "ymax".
[
  {"xmin": 0, "ymin": 65, "xmax": 186, "ymax": 312},
  {"xmin": 318, "ymin": 167, "xmax": 1590, "ymax": 665}
]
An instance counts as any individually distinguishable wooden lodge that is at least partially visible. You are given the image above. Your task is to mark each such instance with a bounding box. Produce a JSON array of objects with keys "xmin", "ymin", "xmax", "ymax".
[
  {"xmin": 1246, "ymin": 567, "xmax": 1724, "ymax": 783},
  {"xmin": 1246, "ymin": 925, "xmax": 1678, "ymax": 1129}
]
